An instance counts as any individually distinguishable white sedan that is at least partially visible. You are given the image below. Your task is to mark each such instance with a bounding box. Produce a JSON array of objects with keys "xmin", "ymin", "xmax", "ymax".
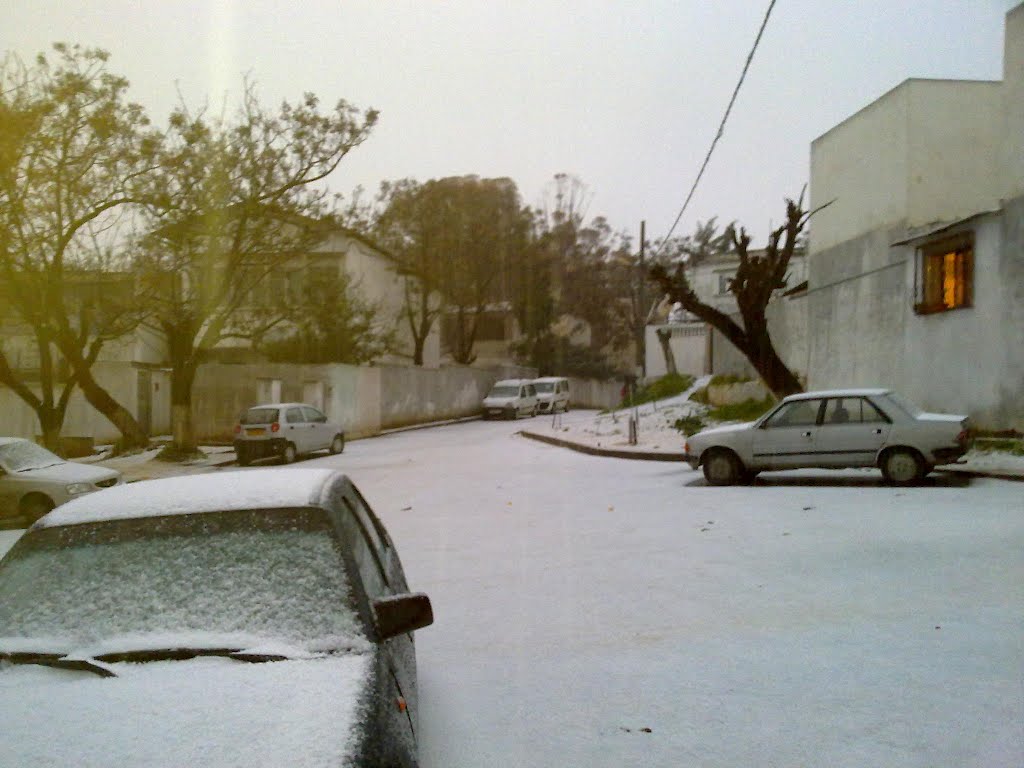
[{"xmin": 684, "ymin": 388, "xmax": 970, "ymax": 486}]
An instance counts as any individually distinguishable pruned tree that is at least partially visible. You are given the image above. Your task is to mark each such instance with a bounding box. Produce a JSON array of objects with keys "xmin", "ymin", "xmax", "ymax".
[
  {"xmin": 135, "ymin": 81, "xmax": 377, "ymax": 453},
  {"xmin": 650, "ymin": 191, "xmax": 829, "ymax": 398},
  {"xmin": 0, "ymin": 44, "xmax": 158, "ymax": 451}
]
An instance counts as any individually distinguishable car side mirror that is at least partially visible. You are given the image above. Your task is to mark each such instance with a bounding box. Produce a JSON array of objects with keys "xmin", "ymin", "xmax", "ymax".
[{"xmin": 373, "ymin": 593, "xmax": 434, "ymax": 640}]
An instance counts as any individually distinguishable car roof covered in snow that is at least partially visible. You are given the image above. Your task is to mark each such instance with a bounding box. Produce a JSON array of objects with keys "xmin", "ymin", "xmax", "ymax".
[
  {"xmin": 532, "ymin": 376, "xmax": 568, "ymax": 383},
  {"xmin": 36, "ymin": 468, "xmax": 342, "ymax": 529},
  {"xmin": 782, "ymin": 388, "xmax": 891, "ymax": 401}
]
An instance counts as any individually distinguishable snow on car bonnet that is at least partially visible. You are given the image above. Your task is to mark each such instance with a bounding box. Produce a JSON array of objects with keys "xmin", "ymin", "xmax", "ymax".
[{"xmin": 38, "ymin": 468, "xmax": 339, "ymax": 528}]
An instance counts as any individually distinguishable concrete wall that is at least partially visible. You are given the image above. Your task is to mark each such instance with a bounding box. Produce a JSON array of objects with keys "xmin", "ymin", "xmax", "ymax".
[
  {"xmin": 810, "ymin": 79, "xmax": 1003, "ymax": 254},
  {"xmin": 567, "ymin": 377, "xmax": 626, "ymax": 411},
  {"xmin": 378, "ymin": 364, "xmax": 495, "ymax": 429},
  {"xmin": 1002, "ymin": 4, "xmax": 1024, "ymax": 200},
  {"xmin": 645, "ymin": 323, "xmax": 708, "ymax": 379}
]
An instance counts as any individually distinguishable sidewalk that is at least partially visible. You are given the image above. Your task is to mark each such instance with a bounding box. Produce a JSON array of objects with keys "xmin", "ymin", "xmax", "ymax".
[{"xmin": 520, "ymin": 416, "xmax": 1024, "ymax": 482}]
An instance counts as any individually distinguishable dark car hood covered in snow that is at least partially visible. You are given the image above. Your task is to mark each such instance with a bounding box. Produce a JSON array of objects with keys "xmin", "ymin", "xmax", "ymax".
[{"xmin": 0, "ymin": 653, "xmax": 373, "ymax": 767}]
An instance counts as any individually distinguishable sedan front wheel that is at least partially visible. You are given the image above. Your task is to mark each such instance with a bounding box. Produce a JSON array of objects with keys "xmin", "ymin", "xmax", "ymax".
[{"xmin": 702, "ymin": 449, "xmax": 743, "ymax": 486}]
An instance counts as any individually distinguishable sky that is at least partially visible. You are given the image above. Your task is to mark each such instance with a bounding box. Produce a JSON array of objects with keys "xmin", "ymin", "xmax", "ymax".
[{"xmin": 2, "ymin": 1, "xmax": 1019, "ymax": 246}]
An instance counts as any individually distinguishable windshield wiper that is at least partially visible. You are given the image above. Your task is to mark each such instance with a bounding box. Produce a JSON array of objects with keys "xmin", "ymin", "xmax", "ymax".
[
  {"xmin": 93, "ymin": 647, "xmax": 290, "ymax": 664},
  {"xmin": 0, "ymin": 651, "xmax": 116, "ymax": 678}
]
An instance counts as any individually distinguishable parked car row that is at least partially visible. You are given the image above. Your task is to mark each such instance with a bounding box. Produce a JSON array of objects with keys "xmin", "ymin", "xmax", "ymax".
[{"xmin": 482, "ymin": 377, "xmax": 570, "ymax": 420}]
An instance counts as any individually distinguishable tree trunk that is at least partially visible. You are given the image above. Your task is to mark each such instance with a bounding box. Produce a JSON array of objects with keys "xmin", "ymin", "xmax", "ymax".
[
  {"xmin": 746, "ymin": 326, "xmax": 803, "ymax": 398},
  {"xmin": 655, "ymin": 328, "xmax": 678, "ymax": 376},
  {"xmin": 170, "ymin": 361, "xmax": 199, "ymax": 452},
  {"xmin": 75, "ymin": 366, "xmax": 150, "ymax": 450},
  {"xmin": 36, "ymin": 407, "xmax": 65, "ymax": 455}
]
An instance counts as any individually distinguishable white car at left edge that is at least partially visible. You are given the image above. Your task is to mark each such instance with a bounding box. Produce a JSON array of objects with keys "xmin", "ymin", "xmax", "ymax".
[{"xmin": 0, "ymin": 437, "xmax": 122, "ymax": 524}]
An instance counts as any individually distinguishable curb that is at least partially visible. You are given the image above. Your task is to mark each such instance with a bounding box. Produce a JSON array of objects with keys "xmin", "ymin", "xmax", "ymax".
[
  {"xmin": 520, "ymin": 431, "xmax": 686, "ymax": 462},
  {"xmin": 936, "ymin": 467, "xmax": 1024, "ymax": 483}
]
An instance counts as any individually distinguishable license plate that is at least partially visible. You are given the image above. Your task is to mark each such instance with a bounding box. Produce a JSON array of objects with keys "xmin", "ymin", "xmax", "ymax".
[{"xmin": 246, "ymin": 428, "xmax": 266, "ymax": 436}]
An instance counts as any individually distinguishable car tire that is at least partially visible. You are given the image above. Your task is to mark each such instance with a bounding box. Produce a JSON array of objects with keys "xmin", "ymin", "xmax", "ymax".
[
  {"xmin": 880, "ymin": 447, "xmax": 925, "ymax": 486},
  {"xmin": 702, "ymin": 449, "xmax": 743, "ymax": 486},
  {"xmin": 329, "ymin": 434, "xmax": 345, "ymax": 454},
  {"xmin": 236, "ymin": 447, "xmax": 251, "ymax": 467},
  {"xmin": 530, "ymin": 406, "xmax": 537, "ymax": 417},
  {"xmin": 505, "ymin": 408, "xmax": 515, "ymax": 421},
  {"xmin": 280, "ymin": 442, "xmax": 298, "ymax": 465},
  {"xmin": 21, "ymin": 494, "xmax": 55, "ymax": 523}
]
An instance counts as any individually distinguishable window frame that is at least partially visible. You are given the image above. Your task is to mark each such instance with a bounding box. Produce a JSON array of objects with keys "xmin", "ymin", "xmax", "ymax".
[{"xmin": 913, "ymin": 232, "xmax": 974, "ymax": 315}]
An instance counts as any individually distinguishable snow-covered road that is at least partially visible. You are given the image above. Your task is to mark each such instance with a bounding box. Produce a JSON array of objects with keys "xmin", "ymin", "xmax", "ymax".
[{"xmin": 2, "ymin": 414, "xmax": 1022, "ymax": 766}]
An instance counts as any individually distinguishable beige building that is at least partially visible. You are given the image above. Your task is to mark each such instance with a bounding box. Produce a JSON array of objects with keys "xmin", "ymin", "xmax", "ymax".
[{"xmin": 803, "ymin": 3, "xmax": 1024, "ymax": 428}]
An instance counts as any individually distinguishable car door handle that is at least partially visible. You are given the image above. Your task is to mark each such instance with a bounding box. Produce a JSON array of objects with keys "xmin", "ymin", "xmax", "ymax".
[
  {"xmin": 874, "ymin": 428, "xmax": 883, "ymax": 434},
  {"xmin": 802, "ymin": 431, "xmax": 812, "ymax": 437}
]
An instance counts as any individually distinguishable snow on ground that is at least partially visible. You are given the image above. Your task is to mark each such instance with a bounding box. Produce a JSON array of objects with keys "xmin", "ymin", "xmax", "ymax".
[{"xmin": 2, "ymin": 413, "xmax": 1022, "ymax": 767}]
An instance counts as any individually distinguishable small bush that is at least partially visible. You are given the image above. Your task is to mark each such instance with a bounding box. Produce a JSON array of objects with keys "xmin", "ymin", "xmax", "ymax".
[
  {"xmin": 625, "ymin": 373, "xmax": 695, "ymax": 407},
  {"xmin": 673, "ymin": 414, "xmax": 707, "ymax": 436},
  {"xmin": 709, "ymin": 373, "xmax": 753, "ymax": 386},
  {"xmin": 689, "ymin": 386, "xmax": 710, "ymax": 405},
  {"xmin": 707, "ymin": 396, "xmax": 776, "ymax": 423}
]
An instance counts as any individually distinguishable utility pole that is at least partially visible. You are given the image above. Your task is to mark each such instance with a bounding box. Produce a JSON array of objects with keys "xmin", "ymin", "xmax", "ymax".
[{"xmin": 637, "ymin": 220, "xmax": 646, "ymax": 381}]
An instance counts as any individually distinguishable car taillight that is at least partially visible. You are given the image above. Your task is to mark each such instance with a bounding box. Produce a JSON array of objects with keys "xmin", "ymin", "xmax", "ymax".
[
  {"xmin": 234, "ymin": 424, "xmax": 241, "ymax": 434},
  {"xmin": 956, "ymin": 429, "xmax": 969, "ymax": 446},
  {"xmin": 684, "ymin": 441, "xmax": 690, "ymax": 453},
  {"xmin": 271, "ymin": 422, "xmax": 280, "ymax": 433}
]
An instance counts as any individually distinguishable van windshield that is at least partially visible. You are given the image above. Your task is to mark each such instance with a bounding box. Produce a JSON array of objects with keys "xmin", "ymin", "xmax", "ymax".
[
  {"xmin": 488, "ymin": 386, "xmax": 519, "ymax": 398},
  {"xmin": 534, "ymin": 383, "xmax": 554, "ymax": 394}
]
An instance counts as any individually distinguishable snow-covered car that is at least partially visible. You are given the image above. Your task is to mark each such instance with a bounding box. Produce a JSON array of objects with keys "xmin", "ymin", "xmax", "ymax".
[
  {"xmin": 233, "ymin": 402, "xmax": 345, "ymax": 465},
  {"xmin": 683, "ymin": 388, "xmax": 970, "ymax": 486},
  {"xmin": 0, "ymin": 468, "xmax": 433, "ymax": 767},
  {"xmin": 0, "ymin": 437, "xmax": 121, "ymax": 524},
  {"xmin": 533, "ymin": 376, "xmax": 570, "ymax": 414},
  {"xmin": 481, "ymin": 379, "xmax": 538, "ymax": 420}
]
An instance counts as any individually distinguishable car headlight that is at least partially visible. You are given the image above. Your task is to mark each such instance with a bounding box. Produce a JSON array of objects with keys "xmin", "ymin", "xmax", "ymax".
[{"xmin": 66, "ymin": 482, "xmax": 93, "ymax": 495}]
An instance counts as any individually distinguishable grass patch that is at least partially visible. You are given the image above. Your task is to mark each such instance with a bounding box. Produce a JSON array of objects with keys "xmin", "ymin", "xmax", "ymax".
[
  {"xmin": 972, "ymin": 437, "xmax": 1024, "ymax": 455},
  {"xmin": 673, "ymin": 414, "xmax": 707, "ymax": 436},
  {"xmin": 626, "ymin": 373, "xmax": 695, "ymax": 407},
  {"xmin": 689, "ymin": 386, "xmax": 710, "ymax": 404},
  {"xmin": 154, "ymin": 445, "xmax": 207, "ymax": 463},
  {"xmin": 707, "ymin": 396, "xmax": 776, "ymax": 423},
  {"xmin": 708, "ymin": 373, "xmax": 754, "ymax": 386}
]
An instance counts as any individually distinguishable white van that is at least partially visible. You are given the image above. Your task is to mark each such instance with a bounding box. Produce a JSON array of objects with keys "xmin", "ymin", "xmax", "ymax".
[
  {"xmin": 481, "ymin": 379, "xmax": 538, "ymax": 420},
  {"xmin": 533, "ymin": 377, "xmax": 570, "ymax": 414}
]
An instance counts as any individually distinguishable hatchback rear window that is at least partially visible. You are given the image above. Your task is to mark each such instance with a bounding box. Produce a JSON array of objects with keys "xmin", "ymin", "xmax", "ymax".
[{"xmin": 241, "ymin": 408, "xmax": 279, "ymax": 425}]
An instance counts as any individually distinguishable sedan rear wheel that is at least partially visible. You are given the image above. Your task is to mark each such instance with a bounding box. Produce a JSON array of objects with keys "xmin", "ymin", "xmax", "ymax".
[
  {"xmin": 880, "ymin": 448, "xmax": 925, "ymax": 486},
  {"xmin": 702, "ymin": 449, "xmax": 743, "ymax": 486},
  {"xmin": 329, "ymin": 434, "xmax": 345, "ymax": 455}
]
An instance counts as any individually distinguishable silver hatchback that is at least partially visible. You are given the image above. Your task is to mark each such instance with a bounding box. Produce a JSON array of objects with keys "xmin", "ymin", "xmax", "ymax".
[{"xmin": 233, "ymin": 403, "xmax": 345, "ymax": 465}]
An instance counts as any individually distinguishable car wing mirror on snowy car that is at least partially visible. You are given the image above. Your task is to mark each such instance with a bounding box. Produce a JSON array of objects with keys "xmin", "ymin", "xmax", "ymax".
[{"xmin": 373, "ymin": 593, "xmax": 434, "ymax": 640}]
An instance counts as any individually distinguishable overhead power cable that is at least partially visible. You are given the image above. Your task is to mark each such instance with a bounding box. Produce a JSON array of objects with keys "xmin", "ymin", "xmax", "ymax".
[{"xmin": 652, "ymin": 0, "xmax": 777, "ymax": 259}]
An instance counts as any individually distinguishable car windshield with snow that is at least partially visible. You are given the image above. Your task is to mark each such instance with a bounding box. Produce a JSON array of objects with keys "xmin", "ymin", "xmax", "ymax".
[{"xmin": 0, "ymin": 468, "xmax": 433, "ymax": 767}]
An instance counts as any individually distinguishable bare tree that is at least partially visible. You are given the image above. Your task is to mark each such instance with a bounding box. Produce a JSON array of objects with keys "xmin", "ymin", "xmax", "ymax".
[
  {"xmin": 651, "ymin": 191, "xmax": 829, "ymax": 398},
  {"xmin": 135, "ymin": 82, "xmax": 377, "ymax": 453},
  {"xmin": 0, "ymin": 44, "xmax": 157, "ymax": 450}
]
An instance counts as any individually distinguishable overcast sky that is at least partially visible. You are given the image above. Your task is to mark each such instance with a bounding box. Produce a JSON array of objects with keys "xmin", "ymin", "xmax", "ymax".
[{"xmin": 3, "ymin": 1, "xmax": 1019, "ymax": 246}]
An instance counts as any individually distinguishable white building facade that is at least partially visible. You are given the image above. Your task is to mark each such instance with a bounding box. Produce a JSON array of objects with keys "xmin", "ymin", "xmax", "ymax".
[{"xmin": 804, "ymin": 3, "xmax": 1024, "ymax": 429}]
